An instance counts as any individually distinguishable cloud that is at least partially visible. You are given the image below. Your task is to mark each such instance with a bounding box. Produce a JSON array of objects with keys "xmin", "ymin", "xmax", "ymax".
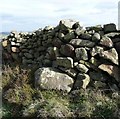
[{"xmin": 0, "ymin": 0, "xmax": 119, "ymax": 31}]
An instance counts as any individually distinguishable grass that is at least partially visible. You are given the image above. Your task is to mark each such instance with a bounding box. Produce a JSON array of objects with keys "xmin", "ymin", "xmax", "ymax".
[{"xmin": 2, "ymin": 64, "xmax": 120, "ymax": 118}]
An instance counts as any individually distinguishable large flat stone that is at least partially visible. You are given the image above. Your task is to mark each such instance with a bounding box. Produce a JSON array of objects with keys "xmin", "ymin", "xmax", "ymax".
[{"xmin": 35, "ymin": 67, "xmax": 74, "ymax": 92}]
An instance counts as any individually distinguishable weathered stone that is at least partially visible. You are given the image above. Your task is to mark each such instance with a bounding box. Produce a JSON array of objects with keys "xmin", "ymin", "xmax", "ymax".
[
  {"xmin": 98, "ymin": 64, "xmax": 120, "ymax": 82},
  {"xmin": 44, "ymin": 26, "xmax": 53, "ymax": 31},
  {"xmin": 104, "ymin": 32, "xmax": 120, "ymax": 38},
  {"xmin": 64, "ymin": 31, "xmax": 75, "ymax": 42},
  {"xmin": 79, "ymin": 33, "xmax": 92, "ymax": 40},
  {"xmin": 104, "ymin": 23, "xmax": 117, "ymax": 33},
  {"xmin": 24, "ymin": 53, "xmax": 33, "ymax": 59},
  {"xmin": 47, "ymin": 47, "xmax": 60, "ymax": 60},
  {"xmin": 89, "ymin": 71, "xmax": 109, "ymax": 82},
  {"xmin": 76, "ymin": 63, "xmax": 89, "ymax": 73},
  {"xmin": 2, "ymin": 40, "xmax": 9, "ymax": 47},
  {"xmin": 43, "ymin": 59, "xmax": 52, "ymax": 66},
  {"xmin": 58, "ymin": 67, "xmax": 77, "ymax": 78},
  {"xmin": 52, "ymin": 38, "xmax": 63, "ymax": 48},
  {"xmin": 60, "ymin": 44, "xmax": 74, "ymax": 57},
  {"xmin": 115, "ymin": 42, "xmax": 120, "ymax": 54},
  {"xmin": 11, "ymin": 47, "xmax": 19, "ymax": 53},
  {"xmin": 100, "ymin": 48, "xmax": 119, "ymax": 65},
  {"xmin": 58, "ymin": 32, "xmax": 64, "ymax": 40},
  {"xmin": 35, "ymin": 67, "xmax": 74, "ymax": 92},
  {"xmin": 75, "ymin": 48, "xmax": 88, "ymax": 61},
  {"xmin": 92, "ymin": 33, "xmax": 101, "ymax": 42},
  {"xmin": 90, "ymin": 46, "xmax": 103, "ymax": 56},
  {"xmin": 56, "ymin": 57, "xmax": 73, "ymax": 68},
  {"xmin": 86, "ymin": 25, "xmax": 103, "ymax": 32},
  {"xmin": 74, "ymin": 73, "xmax": 90, "ymax": 89},
  {"xmin": 89, "ymin": 57, "xmax": 100, "ymax": 66},
  {"xmin": 75, "ymin": 28, "xmax": 85, "ymax": 36},
  {"xmin": 59, "ymin": 19, "xmax": 77, "ymax": 30},
  {"xmin": 11, "ymin": 41, "xmax": 16, "ymax": 46},
  {"xmin": 70, "ymin": 39, "xmax": 95, "ymax": 47},
  {"xmin": 99, "ymin": 36, "xmax": 113, "ymax": 48}
]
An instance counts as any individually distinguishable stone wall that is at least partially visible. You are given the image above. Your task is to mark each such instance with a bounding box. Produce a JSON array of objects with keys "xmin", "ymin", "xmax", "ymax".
[{"xmin": 2, "ymin": 19, "xmax": 120, "ymax": 92}]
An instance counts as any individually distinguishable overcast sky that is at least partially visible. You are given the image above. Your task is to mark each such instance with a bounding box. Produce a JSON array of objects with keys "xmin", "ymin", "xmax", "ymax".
[{"xmin": 0, "ymin": 0, "xmax": 119, "ymax": 32}]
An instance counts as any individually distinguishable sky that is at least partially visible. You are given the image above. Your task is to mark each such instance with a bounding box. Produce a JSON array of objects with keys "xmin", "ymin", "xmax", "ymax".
[{"xmin": 0, "ymin": 0, "xmax": 119, "ymax": 32}]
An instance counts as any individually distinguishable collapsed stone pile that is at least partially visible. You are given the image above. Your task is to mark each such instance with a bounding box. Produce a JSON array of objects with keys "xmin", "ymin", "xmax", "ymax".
[{"xmin": 2, "ymin": 19, "xmax": 120, "ymax": 92}]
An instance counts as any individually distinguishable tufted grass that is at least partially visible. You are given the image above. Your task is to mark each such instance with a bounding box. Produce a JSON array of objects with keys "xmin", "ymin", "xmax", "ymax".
[{"xmin": 2, "ymin": 64, "xmax": 120, "ymax": 118}]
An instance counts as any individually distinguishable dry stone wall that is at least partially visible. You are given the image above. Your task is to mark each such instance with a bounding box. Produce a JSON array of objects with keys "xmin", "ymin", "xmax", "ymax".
[{"xmin": 2, "ymin": 19, "xmax": 120, "ymax": 92}]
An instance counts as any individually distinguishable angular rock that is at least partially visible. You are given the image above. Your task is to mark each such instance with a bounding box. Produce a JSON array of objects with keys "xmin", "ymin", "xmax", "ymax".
[
  {"xmin": 35, "ymin": 67, "xmax": 74, "ymax": 92},
  {"xmin": 76, "ymin": 63, "xmax": 89, "ymax": 73},
  {"xmin": 79, "ymin": 33, "xmax": 92, "ymax": 40},
  {"xmin": 60, "ymin": 44, "xmax": 74, "ymax": 57},
  {"xmin": 11, "ymin": 47, "xmax": 19, "ymax": 53},
  {"xmin": 115, "ymin": 42, "xmax": 120, "ymax": 54},
  {"xmin": 104, "ymin": 23, "xmax": 117, "ymax": 33},
  {"xmin": 74, "ymin": 73, "xmax": 90, "ymax": 89},
  {"xmin": 99, "ymin": 36, "xmax": 113, "ymax": 48},
  {"xmin": 59, "ymin": 19, "xmax": 77, "ymax": 30},
  {"xmin": 56, "ymin": 57, "xmax": 73, "ymax": 68},
  {"xmin": 58, "ymin": 32, "xmax": 64, "ymax": 40},
  {"xmin": 98, "ymin": 64, "xmax": 120, "ymax": 82},
  {"xmin": 104, "ymin": 32, "xmax": 120, "ymax": 38},
  {"xmin": 92, "ymin": 33, "xmax": 101, "ymax": 42},
  {"xmin": 2, "ymin": 40, "xmax": 9, "ymax": 47},
  {"xmin": 64, "ymin": 31, "xmax": 75, "ymax": 42},
  {"xmin": 100, "ymin": 48, "xmax": 119, "ymax": 65},
  {"xmin": 75, "ymin": 48, "xmax": 88, "ymax": 61},
  {"xmin": 89, "ymin": 71, "xmax": 109, "ymax": 82},
  {"xmin": 90, "ymin": 46, "xmax": 103, "ymax": 56},
  {"xmin": 75, "ymin": 27, "xmax": 85, "ymax": 36},
  {"xmin": 52, "ymin": 38, "xmax": 63, "ymax": 48},
  {"xmin": 70, "ymin": 39, "xmax": 95, "ymax": 48}
]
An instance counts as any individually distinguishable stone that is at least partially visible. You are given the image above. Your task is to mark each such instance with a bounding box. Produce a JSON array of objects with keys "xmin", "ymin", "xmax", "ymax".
[
  {"xmin": 104, "ymin": 32, "xmax": 120, "ymax": 38},
  {"xmin": 98, "ymin": 64, "xmax": 120, "ymax": 82},
  {"xmin": 89, "ymin": 71, "xmax": 109, "ymax": 82},
  {"xmin": 24, "ymin": 53, "xmax": 33, "ymax": 59},
  {"xmin": 60, "ymin": 44, "xmax": 74, "ymax": 57},
  {"xmin": 90, "ymin": 46, "xmax": 103, "ymax": 56},
  {"xmin": 70, "ymin": 39, "xmax": 95, "ymax": 48},
  {"xmin": 56, "ymin": 57, "xmax": 74, "ymax": 68},
  {"xmin": 79, "ymin": 33, "xmax": 92, "ymax": 40},
  {"xmin": 74, "ymin": 73, "xmax": 90, "ymax": 89},
  {"xmin": 11, "ymin": 53, "xmax": 19, "ymax": 61},
  {"xmin": 104, "ymin": 23, "xmax": 117, "ymax": 33},
  {"xmin": 44, "ymin": 26, "xmax": 53, "ymax": 31},
  {"xmin": 64, "ymin": 31, "xmax": 75, "ymax": 42},
  {"xmin": 89, "ymin": 57, "xmax": 100, "ymax": 66},
  {"xmin": 99, "ymin": 36, "xmax": 113, "ymax": 48},
  {"xmin": 115, "ymin": 42, "xmax": 120, "ymax": 54},
  {"xmin": 100, "ymin": 48, "xmax": 119, "ymax": 65},
  {"xmin": 58, "ymin": 67, "xmax": 77, "ymax": 78},
  {"xmin": 52, "ymin": 38, "xmax": 63, "ymax": 48},
  {"xmin": 92, "ymin": 33, "xmax": 101, "ymax": 42},
  {"xmin": 75, "ymin": 48, "xmax": 88, "ymax": 61},
  {"xmin": 58, "ymin": 32, "xmax": 65, "ymax": 40},
  {"xmin": 2, "ymin": 40, "xmax": 8, "ymax": 47},
  {"xmin": 76, "ymin": 63, "xmax": 89, "ymax": 73},
  {"xmin": 11, "ymin": 47, "xmax": 19, "ymax": 53},
  {"xmin": 86, "ymin": 25, "xmax": 103, "ymax": 32},
  {"xmin": 111, "ymin": 38, "xmax": 120, "ymax": 43},
  {"xmin": 75, "ymin": 27, "xmax": 85, "ymax": 36},
  {"xmin": 35, "ymin": 67, "xmax": 74, "ymax": 92},
  {"xmin": 59, "ymin": 19, "xmax": 77, "ymax": 30}
]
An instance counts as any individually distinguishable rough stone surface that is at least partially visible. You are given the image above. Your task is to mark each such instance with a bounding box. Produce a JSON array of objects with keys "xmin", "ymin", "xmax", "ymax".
[
  {"xmin": 104, "ymin": 23, "xmax": 117, "ymax": 33},
  {"xmin": 98, "ymin": 64, "xmax": 120, "ymax": 82},
  {"xmin": 74, "ymin": 73, "xmax": 90, "ymax": 89},
  {"xmin": 35, "ymin": 67, "xmax": 74, "ymax": 92},
  {"xmin": 56, "ymin": 57, "xmax": 74, "ymax": 68},
  {"xmin": 75, "ymin": 48, "xmax": 88, "ymax": 61},
  {"xmin": 92, "ymin": 33, "xmax": 101, "ymax": 42},
  {"xmin": 60, "ymin": 44, "xmax": 74, "ymax": 57},
  {"xmin": 100, "ymin": 48, "xmax": 119, "ymax": 65},
  {"xmin": 99, "ymin": 36, "xmax": 113, "ymax": 48},
  {"xmin": 76, "ymin": 63, "xmax": 89, "ymax": 73},
  {"xmin": 70, "ymin": 39, "xmax": 95, "ymax": 47}
]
